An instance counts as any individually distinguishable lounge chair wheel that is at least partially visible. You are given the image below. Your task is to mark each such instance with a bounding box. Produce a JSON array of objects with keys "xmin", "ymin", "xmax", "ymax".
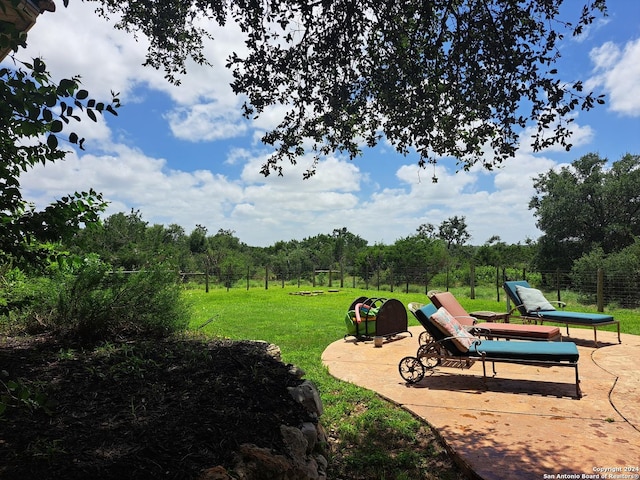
[
  {"xmin": 417, "ymin": 344, "xmax": 441, "ymax": 369},
  {"xmin": 419, "ymin": 330, "xmax": 434, "ymax": 346},
  {"xmin": 399, "ymin": 356, "xmax": 425, "ymax": 384}
]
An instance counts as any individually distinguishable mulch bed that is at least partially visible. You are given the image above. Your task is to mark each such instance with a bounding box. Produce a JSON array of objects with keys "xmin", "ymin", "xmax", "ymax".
[{"xmin": 0, "ymin": 334, "xmax": 314, "ymax": 479}]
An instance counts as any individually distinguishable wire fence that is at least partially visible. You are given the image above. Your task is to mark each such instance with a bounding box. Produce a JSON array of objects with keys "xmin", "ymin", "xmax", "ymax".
[{"xmin": 181, "ymin": 265, "xmax": 640, "ymax": 309}]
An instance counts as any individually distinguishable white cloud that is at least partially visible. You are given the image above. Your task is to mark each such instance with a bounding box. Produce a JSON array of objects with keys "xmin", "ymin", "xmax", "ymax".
[
  {"xmin": 571, "ymin": 16, "xmax": 611, "ymax": 44},
  {"xmin": 345, "ymin": 154, "xmax": 546, "ymax": 246},
  {"xmin": 149, "ymin": 21, "xmax": 247, "ymax": 106},
  {"xmin": 165, "ymin": 103, "xmax": 248, "ymax": 141},
  {"xmin": 588, "ymin": 38, "xmax": 640, "ymax": 116},
  {"xmin": 14, "ymin": 2, "xmax": 157, "ymax": 101},
  {"xmin": 21, "ymin": 145, "xmax": 244, "ymax": 230},
  {"xmin": 19, "ymin": 145, "xmax": 369, "ymax": 245},
  {"xmin": 14, "ymin": 1, "xmax": 640, "ymax": 249},
  {"xmin": 19, "ymin": 134, "xmax": 547, "ymax": 247},
  {"xmin": 517, "ymin": 116, "xmax": 594, "ymax": 154},
  {"xmin": 225, "ymin": 148, "xmax": 253, "ymax": 166},
  {"xmin": 16, "ymin": 2, "xmax": 250, "ymax": 116},
  {"xmin": 589, "ymin": 41, "xmax": 621, "ymax": 70}
]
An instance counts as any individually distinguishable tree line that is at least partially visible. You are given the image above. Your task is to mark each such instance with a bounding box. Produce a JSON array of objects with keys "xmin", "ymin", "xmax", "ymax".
[
  {"xmin": 61, "ymin": 211, "xmax": 533, "ymax": 286},
  {"xmin": 4, "ymin": 153, "xmax": 640, "ymax": 295},
  {"xmin": 57, "ymin": 152, "xmax": 640, "ymax": 293},
  {"xmin": 4, "ymin": 153, "xmax": 640, "ymax": 339}
]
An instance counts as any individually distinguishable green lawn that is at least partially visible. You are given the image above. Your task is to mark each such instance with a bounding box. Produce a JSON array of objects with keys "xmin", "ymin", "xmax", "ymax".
[{"xmin": 183, "ymin": 284, "xmax": 639, "ymax": 479}]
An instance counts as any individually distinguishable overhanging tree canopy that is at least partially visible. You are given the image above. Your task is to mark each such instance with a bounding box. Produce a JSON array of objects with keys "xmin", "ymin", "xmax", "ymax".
[
  {"xmin": 0, "ymin": 53, "xmax": 119, "ymax": 266},
  {"xmin": 81, "ymin": 0, "xmax": 606, "ymax": 177}
]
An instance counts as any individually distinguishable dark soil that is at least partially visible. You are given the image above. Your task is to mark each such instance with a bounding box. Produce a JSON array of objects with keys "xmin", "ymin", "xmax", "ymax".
[{"xmin": 0, "ymin": 334, "xmax": 315, "ymax": 480}]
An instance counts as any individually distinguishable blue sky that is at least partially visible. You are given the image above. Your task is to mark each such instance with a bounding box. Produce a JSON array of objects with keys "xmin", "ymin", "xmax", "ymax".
[{"xmin": 8, "ymin": 1, "xmax": 640, "ymax": 247}]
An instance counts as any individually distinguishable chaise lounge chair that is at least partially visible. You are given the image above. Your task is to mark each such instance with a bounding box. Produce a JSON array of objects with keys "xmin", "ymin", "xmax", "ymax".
[
  {"xmin": 503, "ymin": 281, "xmax": 621, "ymax": 347},
  {"xmin": 428, "ymin": 291, "xmax": 562, "ymax": 342},
  {"xmin": 399, "ymin": 303, "xmax": 581, "ymax": 398}
]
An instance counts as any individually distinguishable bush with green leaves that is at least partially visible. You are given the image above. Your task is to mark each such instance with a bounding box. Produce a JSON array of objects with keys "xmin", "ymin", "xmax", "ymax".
[
  {"xmin": 571, "ymin": 242, "xmax": 640, "ymax": 308},
  {"xmin": 1, "ymin": 256, "xmax": 190, "ymax": 340},
  {"xmin": 0, "ymin": 266, "xmax": 57, "ymax": 333}
]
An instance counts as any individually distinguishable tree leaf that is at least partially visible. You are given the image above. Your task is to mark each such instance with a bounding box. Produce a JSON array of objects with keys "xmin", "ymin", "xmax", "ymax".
[
  {"xmin": 33, "ymin": 57, "xmax": 46, "ymax": 73},
  {"xmin": 50, "ymin": 119, "xmax": 63, "ymax": 133},
  {"xmin": 47, "ymin": 134, "xmax": 58, "ymax": 149}
]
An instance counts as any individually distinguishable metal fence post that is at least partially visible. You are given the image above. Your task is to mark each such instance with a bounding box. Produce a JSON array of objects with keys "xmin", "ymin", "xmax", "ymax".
[
  {"xmin": 424, "ymin": 270, "xmax": 429, "ymax": 296},
  {"xmin": 470, "ymin": 263, "xmax": 475, "ymax": 299},
  {"xmin": 597, "ymin": 268, "xmax": 604, "ymax": 312}
]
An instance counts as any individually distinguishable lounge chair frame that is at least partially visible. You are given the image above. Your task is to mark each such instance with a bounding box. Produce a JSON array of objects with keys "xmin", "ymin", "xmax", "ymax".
[
  {"xmin": 503, "ymin": 281, "xmax": 621, "ymax": 347},
  {"xmin": 400, "ymin": 303, "xmax": 581, "ymax": 398},
  {"xmin": 427, "ymin": 292, "xmax": 563, "ymax": 342}
]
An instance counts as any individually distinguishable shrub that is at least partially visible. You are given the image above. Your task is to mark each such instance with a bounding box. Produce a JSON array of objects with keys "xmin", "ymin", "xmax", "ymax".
[
  {"xmin": 1, "ymin": 257, "xmax": 190, "ymax": 341},
  {"xmin": 571, "ymin": 243, "xmax": 640, "ymax": 308},
  {"xmin": 0, "ymin": 267, "xmax": 60, "ymax": 333}
]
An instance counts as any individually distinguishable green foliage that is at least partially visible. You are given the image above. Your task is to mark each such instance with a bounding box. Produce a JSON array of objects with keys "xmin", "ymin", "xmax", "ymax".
[
  {"xmin": 0, "ymin": 265, "xmax": 57, "ymax": 330},
  {"xmin": 438, "ymin": 215, "xmax": 471, "ymax": 248},
  {"xmin": 530, "ymin": 153, "xmax": 640, "ymax": 271},
  {"xmin": 1, "ymin": 54, "xmax": 119, "ymax": 268},
  {"xmin": 331, "ymin": 227, "xmax": 368, "ymax": 269},
  {"xmin": 230, "ymin": 0, "xmax": 607, "ymax": 177},
  {"xmin": 205, "ymin": 229, "xmax": 250, "ymax": 285},
  {"xmin": 68, "ymin": 210, "xmax": 192, "ymax": 271},
  {"xmin": 0, "ymin": 374, "xmax": 52, "ymax": 418},
  {"xmin": 474, "ymin": 237, "xmax": 536, "ymax": 269},
  {"xmin": 57, "ymin": 258, "xmax": 190, "ymax": 339},
  {"xmin": 355, "ymin": 243, "xmax": 388, "ymax": 282},
  {"xmin": 571, "ymin": 242, "xmax": 640, "ymax": 308},
  {"xmin": 77, "ymin": 0, "xmax": 606, "ymax": 177},
  {"xmin": 385, "ymin": 234, "xmax": 448, "ymax": 287},
  {"xmin": 2, "ymin": 257, "xmax": 190, "ymax": 341}
]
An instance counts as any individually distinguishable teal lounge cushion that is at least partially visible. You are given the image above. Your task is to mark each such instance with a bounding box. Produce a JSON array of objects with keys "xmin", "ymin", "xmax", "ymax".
[
  {"xmin": 532, "ymin": 310, "xmax": 614, "ymax": 325},
  {"xmin": 469, "ymin": 340, "xmax": 579, "ymax": 362},
  {"xmin": 418, "ymin": 303, "xmax": 438, "ymax": 319}
]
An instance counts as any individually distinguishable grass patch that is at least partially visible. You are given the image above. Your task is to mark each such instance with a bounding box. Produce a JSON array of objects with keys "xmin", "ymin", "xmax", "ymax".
[{"xmin": 185, "ymin": 286, "xmax": 466, "ymax": 479}]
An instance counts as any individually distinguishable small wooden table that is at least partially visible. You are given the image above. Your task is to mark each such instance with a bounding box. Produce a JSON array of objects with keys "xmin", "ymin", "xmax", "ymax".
[{"xmin": 469, "ymin": 311, "xmax": 510, "ymax": 323}]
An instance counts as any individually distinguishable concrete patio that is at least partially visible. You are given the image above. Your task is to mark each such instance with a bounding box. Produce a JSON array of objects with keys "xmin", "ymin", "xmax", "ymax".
[{"xmin": 322, "ymin": 326, "xmax": 640, "ymax": 479}]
